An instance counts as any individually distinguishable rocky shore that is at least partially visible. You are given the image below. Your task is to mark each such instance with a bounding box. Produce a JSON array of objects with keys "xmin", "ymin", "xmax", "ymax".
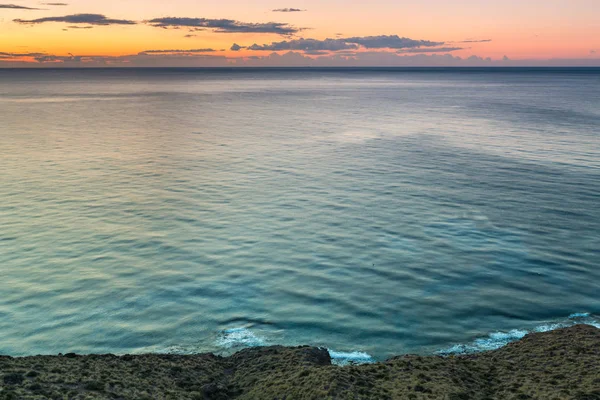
[{"xmin": 1, "ymin": 325, "xmax": 598, "ymax": 400}]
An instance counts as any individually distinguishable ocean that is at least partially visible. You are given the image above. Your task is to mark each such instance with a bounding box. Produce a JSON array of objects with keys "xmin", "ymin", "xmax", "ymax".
[{"xmin": 1, "ymin": 68, "xmax": 599, "ymax": 363}]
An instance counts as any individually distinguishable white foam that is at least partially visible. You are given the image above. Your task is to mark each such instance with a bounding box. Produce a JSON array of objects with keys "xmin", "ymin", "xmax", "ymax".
[
  {"xmin": 329, "ymin": 350, "xmax": 375, "ymax": 366},
  {"xmin": 216, "ymin": 327, "xmax": 266, "ymax": 349},
  {"xmin": 438, "ymin": 313, "xmax": 599, "ymax": 355},
  {"xmin": 439, "ymin": 329, "xmax": 528, "ymax": 355},
  {"xmin": 569, "ymin": 312, "xmax": 590, "ymax": 319},
  {"xmin": 160, "ymin": 345, "xmax": 195, "ymax": 355},
  {"xmin": 474, "ymin": 329, "xmax": 529, "ymax": 348},
  {"xmin": 533, "ymin": 323, "xmax": 566, "ymax": 333}
]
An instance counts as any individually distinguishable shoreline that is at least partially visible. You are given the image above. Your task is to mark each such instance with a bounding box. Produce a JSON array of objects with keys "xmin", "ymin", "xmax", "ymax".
[{"xmin": 1, "ymin": 325, "xmax": 598, "ymax": 399}]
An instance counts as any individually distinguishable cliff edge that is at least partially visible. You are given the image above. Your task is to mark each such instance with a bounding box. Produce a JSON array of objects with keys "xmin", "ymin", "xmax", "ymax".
[{"xmin": 1, "ymin": 325, "xmax": 599, "ymax": 399}]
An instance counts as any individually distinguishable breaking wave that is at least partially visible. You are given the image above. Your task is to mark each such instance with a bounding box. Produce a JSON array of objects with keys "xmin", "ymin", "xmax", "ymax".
[
  {"xmin": 328, "ymin": 350, "xmax": 375, "ymax": 366},
  {"xmin": 438, "ymin": 313, "xmax": 600, "ymax": 355},
  {"xmin": 215, "ymin": 327, "xmax": 266, "ymax": 349},
  {"xmin": 158, "ymin": 313, "xmax": 598, "ymax": 363}
]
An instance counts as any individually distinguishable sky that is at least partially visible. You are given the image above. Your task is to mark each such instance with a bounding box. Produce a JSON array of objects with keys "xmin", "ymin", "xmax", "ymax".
[{"xmin": 1, "ymin": 0, "xmax": 599, "ymax": 67}]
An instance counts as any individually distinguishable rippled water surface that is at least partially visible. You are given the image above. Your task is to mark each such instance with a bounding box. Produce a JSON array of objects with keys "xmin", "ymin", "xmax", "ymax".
[{"xmin": 1, "ymin": 68, "xmax": 599, "ymax": 360}]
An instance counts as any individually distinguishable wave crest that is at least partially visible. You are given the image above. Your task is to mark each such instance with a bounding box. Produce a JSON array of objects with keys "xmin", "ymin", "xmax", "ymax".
[
  {"xmin": 438, "ymin": 313, "xmax": 599, "ymax": 355},
  {"xmin": 328, "ymin": 350, "xmax": 375, "ymax": 366},
  {"xmin": 215, "ymin": 327, "xmax": 266, "ymax": 349}
]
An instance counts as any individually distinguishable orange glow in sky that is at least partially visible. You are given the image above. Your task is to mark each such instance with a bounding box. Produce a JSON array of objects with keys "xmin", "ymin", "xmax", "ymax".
[{"xmin": 1, "ymin": 0, "xmax": 599, "ymax": 66}]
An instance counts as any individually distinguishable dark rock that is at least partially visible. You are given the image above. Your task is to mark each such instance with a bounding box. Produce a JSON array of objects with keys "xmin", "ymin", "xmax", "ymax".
[{"xmin": 302, "ymin": 347, "xmax": 332, "ymax": 366}]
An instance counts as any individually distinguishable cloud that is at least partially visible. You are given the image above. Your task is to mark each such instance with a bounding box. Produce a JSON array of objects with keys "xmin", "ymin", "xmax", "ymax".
[
  {"xmin": 0, "ymin": 4, "xmax": 41, "ymax": 9},
  {"xmin": 272, "ymin": 8, "xmax": 304, "ymax": 12},
  {"xmin": 397, "ymin": 47, "xmax": 464, "ymax": 53},
  {"xmin": 304, "ymin": 50, "xmax": 329, "ymax": 56},
  {"xmin": 34, "ymin": 54, "xmax": 80, "ymax": 62},
  {"xmin": 2, "ymin": 49, "xmax": 600, "ymax": 68},
  {"xmin": 342, "ymin": 35, "xmax": 443, "ymax": 49},
  {"xmin": 146, "ymin": 17, "xmax": 300, "ymax": 34},
  {"xmin": 0, "ymin": 51, "xmax": 45, "ymax": 57},
  {"xmin": 42, "ymin": 2, "xmax": 68, "ymax": 5},
  {"xmin": 241, "ymin": 35, "xmax": 450, "ymax": 54},
  {"xmin": 591, "ymin": 50, "xmax": 597, "ymax": 55},
  {"xmin": 14, "ymin": 13, "xmax": 136, "ymax": 25},
  {"xmin": 0, "ymin": 52, "xmax": 82, "ymax": 63},
  {"xmin": 457, "ymin": 39, "xmax": 492, "ymax": 43},
  {"xmin": 139, "ymin": 48, "xmax": 217, "ymax": 55},
  {"xmin": 230, "ymin": 43, "xmax": 243, "ymax": 51},
  {"xmin": 246, "ymin": 38, "xmax": 358, "ymax": 52},
  {"xmin": 0, "ymin": 50, "xmax": 229, "ymax": 66}
]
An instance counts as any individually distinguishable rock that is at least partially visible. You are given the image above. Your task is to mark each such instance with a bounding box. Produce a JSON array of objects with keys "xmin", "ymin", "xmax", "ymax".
[{"xmin": 301, "ymin": 347, "xmax": 332, "ymax": 366}]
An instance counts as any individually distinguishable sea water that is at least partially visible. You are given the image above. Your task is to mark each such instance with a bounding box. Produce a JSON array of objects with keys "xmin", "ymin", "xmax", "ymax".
[{"xmin": 1, "ymin": 68, "xmax": 599, "ymax": 362}]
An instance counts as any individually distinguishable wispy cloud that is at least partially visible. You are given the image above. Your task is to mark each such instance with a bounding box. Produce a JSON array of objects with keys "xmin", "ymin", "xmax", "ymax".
[
  {"xmin": 0, "ymin": 50, "xmax": 229, "ymax": 66},
  {"xmin": 0, "ymin": 51, "xmax": 45, "ymax": 57},
  {"xmin": 146, "ymin": 17, "xmax": 301, "ymax": 35},
  {"xmin": 0, "ymin": 52, "xmax": 80, "ymax": 62},
  {"xmin": 272, "ymin": 8, "xmax": 304, "ymax": 12},
  {"xmin": 455, "ymin": 39, "xmax": 492, "ymax": 43},
  {"xmin": 0, "ymin": 4, "xmax": 41, "ymax": 9},
  {"xmin": 304, "ymin": 50, "xmax": 329, "ymax": 55},
  {"xmin": 34, "ymin": 54, "xmax": 80, "ymax": 62},
  {"xmin": 42, "ymin": 2, "xmax": 68, "ymax": 5},
  {"xmin": 14, "ymin": 13, "xmax": 137, "ymax": 25},
  {"xmin": 397, "ymin": 47, "xmax": 464, "ymax": 53},
  {"xmin": 139, "ymin": 48, "xmax": 217, "ymax": 55}
]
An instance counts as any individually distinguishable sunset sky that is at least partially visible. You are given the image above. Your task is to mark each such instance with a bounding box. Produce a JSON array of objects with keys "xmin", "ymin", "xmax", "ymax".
[{"xmin": 1, "ymin": 0, "xmax": 599, "ymax": 66}]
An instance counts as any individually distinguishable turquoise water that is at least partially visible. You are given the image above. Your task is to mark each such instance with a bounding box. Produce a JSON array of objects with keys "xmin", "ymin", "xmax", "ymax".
[{"xmin": 0, "ymin": 68, "xmax": 599, "ymax": 362}]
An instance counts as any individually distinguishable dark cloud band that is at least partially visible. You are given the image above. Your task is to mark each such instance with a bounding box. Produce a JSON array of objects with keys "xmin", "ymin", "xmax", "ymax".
[
  {"xmin": 238, "ymin": 38, "xmax": 358, "ymax": 52},
  {"xmin": 457, "ymin": 39, "xmax": 492, "ymax": 43},
  {"xmin": 14, "ymin": 13, "xmax": 136, "ymax": 25},
  {"xmin": 343, "ymin": 35, "xmax": 443, "ymax": 49},
  {"xmin": 238, "ymin": 35, "xmax": 448, "ymax": 53},
  {"xmin": 146, "ymin": 17, "xmax": 300, "ymax": 35},
  {"xmin": 139, "ymin": 48, "xmax": 217, "ymax": 54},
  {"xmin": 0, "ymin": 51, "xmax": 46, "ymax": 57},
  {"xmin": 397, "ymin": 47, "xmax": 464, "ymax": 54},
  {"xmin": 0, "ymin": 4, "xmax": 41, "ymax": 9},
  {"xmin": 272, "ymin": 8, "xmax": 304, "ymax": 12}
]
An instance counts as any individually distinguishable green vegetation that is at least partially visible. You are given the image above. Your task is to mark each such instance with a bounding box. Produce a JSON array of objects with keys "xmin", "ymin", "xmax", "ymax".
[{"xmin": 1, "ymin": 325, "xmax": 598, "ymax": 399}]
